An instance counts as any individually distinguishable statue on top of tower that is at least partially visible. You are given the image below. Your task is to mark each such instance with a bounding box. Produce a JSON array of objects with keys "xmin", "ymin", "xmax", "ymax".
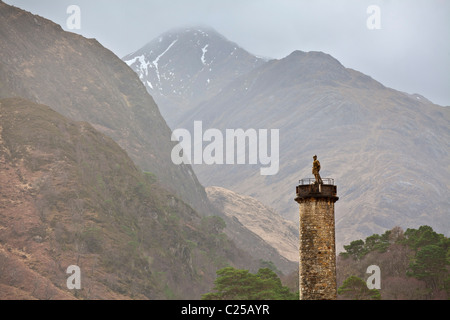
[{"xmin": 312, "ymin": 155, "xmax": 323, "ymax": 185}]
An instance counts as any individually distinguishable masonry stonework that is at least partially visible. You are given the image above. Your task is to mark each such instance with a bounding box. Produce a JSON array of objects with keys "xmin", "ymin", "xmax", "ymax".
[{"xmin": 295, "ymin": 182, "xmax": 339, "ymax": 300}]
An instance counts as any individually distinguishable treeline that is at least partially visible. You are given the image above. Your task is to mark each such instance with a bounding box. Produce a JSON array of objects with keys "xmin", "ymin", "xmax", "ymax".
[
  {"xmin": 337, "ymin": 225, "xmax": 449, "ymax": 299},
  {"xmin": 201, "ymin": 225, "xmax": 448, "ymax": 300}
]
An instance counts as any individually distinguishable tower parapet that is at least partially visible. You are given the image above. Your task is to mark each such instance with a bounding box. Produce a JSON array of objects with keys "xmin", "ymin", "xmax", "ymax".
[{"xmin": 295, "ymin": 178, "xmax": 338, "ymax": 202}]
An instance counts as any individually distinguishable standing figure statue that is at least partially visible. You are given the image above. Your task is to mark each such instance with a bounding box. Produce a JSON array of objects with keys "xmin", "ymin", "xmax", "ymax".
[{"xmin": 312, "ymin": 155, "xmax": 323, "ymax": 185}]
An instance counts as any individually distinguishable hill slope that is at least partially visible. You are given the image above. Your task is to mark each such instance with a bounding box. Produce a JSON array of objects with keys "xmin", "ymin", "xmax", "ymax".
[
  {"xmin": 0, "ymin": 1, "xmax": 213, "ymax": 218},
  {"xmin": 206, "ymin": 186, "xmax": 298, "ymax": 274},
  {"xmin": 177, "ymin": 50, "xmax": 450, "ymax": 249},
  {"xmin": 0, "ymin": 97, "xmax": 254, "ymax": 299}
]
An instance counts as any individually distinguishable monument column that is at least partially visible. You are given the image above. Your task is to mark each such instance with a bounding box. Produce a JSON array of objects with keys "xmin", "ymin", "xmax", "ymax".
[{"xmin": 295, "ymin": 177, "xmax": 339, "ymax": 300}]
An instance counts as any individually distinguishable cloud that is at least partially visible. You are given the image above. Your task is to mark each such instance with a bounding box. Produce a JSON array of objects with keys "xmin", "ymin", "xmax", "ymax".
[{"xmin": 4, "ymin": 0, "xmax": 450, "ymax": 105}]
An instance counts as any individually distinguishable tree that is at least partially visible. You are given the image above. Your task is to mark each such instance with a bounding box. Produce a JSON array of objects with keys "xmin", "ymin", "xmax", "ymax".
[
  {"xmin": 202, "ymin": 267, "xmax": 297, "ymax": 300},
  {"xmin": 403, "ymin": 225, "xmax": 443, "ymax": 250},
  {"xmin": 253, "ymin": 268, "xmax": 295, "ymax": 300},
  {"xmin": 337, "ymin": 226, "xmax": 449, "ymax": 300},
  {"xmin": 340, "ymin": 239, "xmax": 366, "ymax": 260},
  {"xmin": 340, "ymin": 228, "xmax": 399, "ymax": 261},
  {"xmin": 365, "ymin": 230, "xmax": 391, "ymax": 253},
  {"xmin": 338, "ymin": 275, "xmax": 381, "ymax": 300},
  {"xmin": 408, "ymin": 245, "xmax": 447, "ymax": 291}
]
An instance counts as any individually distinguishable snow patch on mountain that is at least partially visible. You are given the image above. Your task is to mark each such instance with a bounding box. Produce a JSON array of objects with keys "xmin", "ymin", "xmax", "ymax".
[
  {"xmin": 122, "ymin": 27, "xmax": 267, "ymax": 127},
  {"xmin": 124, "ymin": 54, "xmax": 151, "ymax": 78},
  {"xmin": 201, "ymin": 44, "xmax": 209, "ymax": 65},
  {"xmin": 153, "ymin": 39, "xmax": 178, "ymax": 82}
]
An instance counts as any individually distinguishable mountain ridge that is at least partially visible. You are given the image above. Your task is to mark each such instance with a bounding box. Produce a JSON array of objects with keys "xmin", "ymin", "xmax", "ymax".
[
  {"xmin": 186, "ymin": 48, "xmax": 450, "ymax": 249},
  {"xmin": 125, "ymin": 26, "xmax": 449, "ymax": 250},
  {"xmin": 206, "ymin": 186, "xmax": 298, "ymax": 271},
  {"xmin": 0, "ymin": 4, "xmax": 299, "ymax": 298},
  {"xmin": 0, "ymin": 2, "xmax": 215, "ymax": 219},
  {"xmin": 123, "ymin": 26, "xmax": 266, "ymax": 128}
]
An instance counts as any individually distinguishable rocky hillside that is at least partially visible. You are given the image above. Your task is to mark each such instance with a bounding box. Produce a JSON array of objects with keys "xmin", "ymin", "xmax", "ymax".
[
  {"xmin": 123, "ymin": 26, "xmax": 266, "ymax": 128},
  {"xmin": 0, "ymin": 2, "xmax": 301, "ymax": 284},
  {"xmin": 181, "ymin": 50, "xmax": 450, "ymax": 249},
  {"xmin": 124, "ymin": 27, "xmax": 449, "ymax": 250},
  {"xmin": 0, "ymin": 1, "xmax": 213, "ymax": 218},
  {"xmin": 206, "ymin": 186, "xmax": 298, "ymax": 274},
  {"xmin": 0, "ymin": 97, "xmax": 255, "ymax": 299}
]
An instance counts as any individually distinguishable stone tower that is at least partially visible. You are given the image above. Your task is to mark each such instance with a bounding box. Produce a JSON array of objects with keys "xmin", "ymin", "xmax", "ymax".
[{"xmin": 295, "ymin": 179, "xmax": 339, "ymax": 300}]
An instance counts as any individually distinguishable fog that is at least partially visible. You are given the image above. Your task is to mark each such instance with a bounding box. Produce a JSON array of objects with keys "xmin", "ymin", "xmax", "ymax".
[{"xmin": 4, "ymin": 0, "xmax": 450, "ymax": 106}]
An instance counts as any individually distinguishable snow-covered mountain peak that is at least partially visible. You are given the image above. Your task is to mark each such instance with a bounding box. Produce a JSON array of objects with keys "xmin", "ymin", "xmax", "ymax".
[{"xmin": 122, "ymin": 26, "xmax": 266, "ymax": 127}]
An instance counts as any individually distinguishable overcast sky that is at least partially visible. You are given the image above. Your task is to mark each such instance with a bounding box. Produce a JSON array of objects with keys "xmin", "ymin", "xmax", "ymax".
[{"xmin": 4, "ymin": 0, "xmax": 450, "ymax": 106}]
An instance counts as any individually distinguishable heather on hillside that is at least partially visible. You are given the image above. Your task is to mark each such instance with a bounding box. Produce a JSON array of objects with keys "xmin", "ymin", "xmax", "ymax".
[{"xmin": 0, "ymin": 98, "xmax": 254, "ymax": 299}]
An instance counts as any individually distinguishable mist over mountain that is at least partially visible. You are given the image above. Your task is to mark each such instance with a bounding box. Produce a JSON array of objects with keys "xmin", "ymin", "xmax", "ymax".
[
  {"xmin": 123, "ymin": 26, "xmax": 266, "ymax": 128},
  {"xmin": 1, "ymin": 0, "xmax": 448, "ymax": 300},
  {"xmin": 126, "ymin": 28, "xmax": 450, "ymax": 250}
]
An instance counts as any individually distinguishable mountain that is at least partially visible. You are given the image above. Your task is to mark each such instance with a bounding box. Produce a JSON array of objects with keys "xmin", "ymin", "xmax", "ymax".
[
  {"xmin": 0, "ymin": 2, "xmax": 213, "ymax": 218},
  {"xmin": 206, "ymin": 186, "xmax": 298, "ymax": 274},
  {"xmin": 0, "ymin": 97, "xmax": 255, "ymax": 299},
  {"xmin": 122, "ymin": 26, "xmax": 266, "ymax": 128},
  {"xmin": 0, "ymin": 2, "xmax": 300, "ymax": 282},
  {"xmin": 181, "ymin": 50, "xmax": 450, "ymax": 249},
  {"xmin": 130, "ymin": 36, "xmax": 447, "ymax": 251}
]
